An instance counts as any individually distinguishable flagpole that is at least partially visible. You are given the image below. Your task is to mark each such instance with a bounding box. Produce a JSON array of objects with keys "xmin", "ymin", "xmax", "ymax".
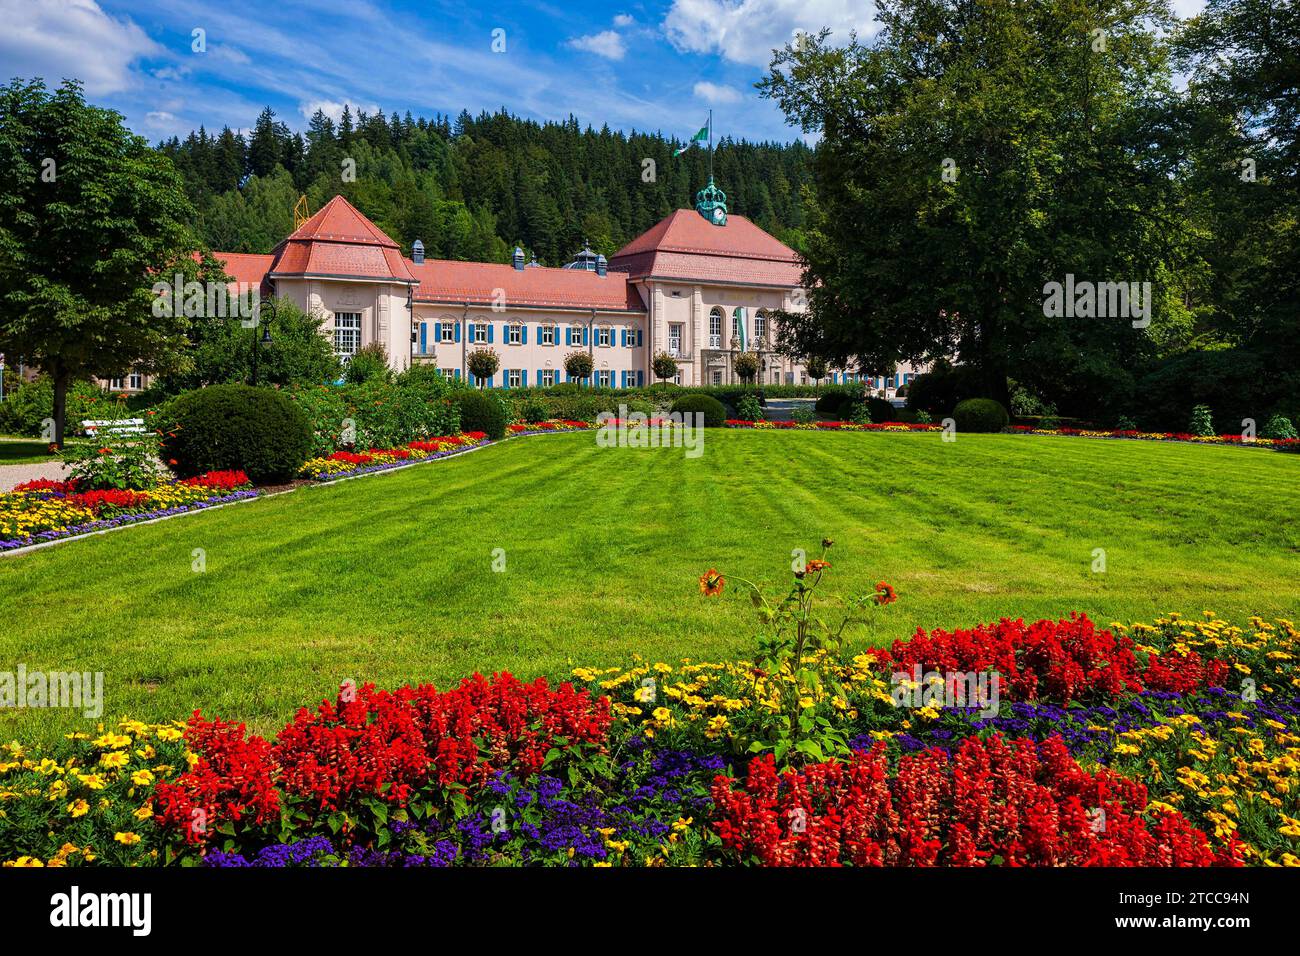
[{"xmin": 708, "ymin": 109, "xmax": 713, "ymax": 181}]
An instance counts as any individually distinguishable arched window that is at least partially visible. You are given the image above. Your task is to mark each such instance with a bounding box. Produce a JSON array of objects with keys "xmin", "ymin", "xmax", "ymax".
[
  {"xmin": 708, "ymin": 307, "xmax": 724, "ymax": 348},
  {"xmin": 754, "ymin": 309, "xmax": 768, "ymax": 346}
]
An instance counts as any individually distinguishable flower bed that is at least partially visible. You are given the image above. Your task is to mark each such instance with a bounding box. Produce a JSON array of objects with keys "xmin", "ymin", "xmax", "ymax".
[
  {"xmin": 726, "ymin": 419, "xmax": 938, "ymax": 432},
  {"xmin": 722, "ymin": 418, "xmax": 1300, "ymax": 451},
  {"xmin": 506, "ymin": 419, "xmax": 591, "ymax": 435},
  {"xmin": 297, "ymin": 432, "xmax": 488, "ymax": 481},
  {"xmin": 2, "ymin": 608, "xmax": 1295, "ymax": 868},
  {"xmin": 0, "ymin": 472, "xmax": 256, "ymax": 552},
  {"xmin": 1009, "ymin": 424, "xmax": 1300, "ymax": 451}
]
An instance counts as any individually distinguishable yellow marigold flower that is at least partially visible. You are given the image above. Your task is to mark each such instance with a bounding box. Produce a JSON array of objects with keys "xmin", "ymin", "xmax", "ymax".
[
  {"xmin": 134, "ymin": 803, "xmax": 153, "ymax": 821},
  {"xmin": 651, "ymin": 707, "xmax": 671, "ymax": 722},
  {"xmin": 114, "ymin": 832, "xmax": 142, "ymax": 846},
  {"xmin": 130, "ymin": 769, "xmax": 155, "ymax": 786},
  {"xmin": 93, "ymin": 733, "xmax": 132, "ymax": 750},
  {"xmin": 5, "ymin": 857, "xmax": 44, "ymax": 867},
  {"xmin": 67, "ymin": 799, "xmax": 90, "ymax": 818},
  {"xmin": 99, "ymin": 751, "xmax": 129, "ymax": 769},
  {"xmin": 155, "ymin": 727, "xmax": 183, "ymax": 743}
]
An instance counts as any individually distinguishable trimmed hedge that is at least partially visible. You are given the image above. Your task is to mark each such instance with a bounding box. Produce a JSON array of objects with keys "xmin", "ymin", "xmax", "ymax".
[
  {"xmin": 670, "ymin": 393, "xmax": 727, "ymax": 427},
  {"xmin": 450, "ymin": 390, "xmax": 508, "ymax": 440},
  {"xmin": 952, "ymin": 398, "xmax": 1010, "ymax": 433},
  {"xmin": 162, "ymin": 384, "xmax": 312, "ymax": 484}
]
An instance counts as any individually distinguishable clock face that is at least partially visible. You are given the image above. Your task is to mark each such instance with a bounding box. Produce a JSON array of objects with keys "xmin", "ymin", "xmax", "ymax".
[{"xmin": 713, "ymin": 207, "xmax": 725, "ymax": 223}]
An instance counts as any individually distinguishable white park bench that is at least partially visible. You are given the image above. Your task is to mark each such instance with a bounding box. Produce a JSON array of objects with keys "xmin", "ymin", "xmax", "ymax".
[{"xmin": 81, "ymin": 418, "xmax": 147, "ymax": 437}]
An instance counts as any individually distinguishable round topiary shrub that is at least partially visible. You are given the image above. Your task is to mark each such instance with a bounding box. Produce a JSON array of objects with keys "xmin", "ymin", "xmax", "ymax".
[
  {"xmin": 451, "ymin": 389, "xmax": 507, "ymax": 440},
  {"xmin": 670, "ymin": 393, "xmax": 727, "ymax": 428},
  {"xmin": 952, "ymin": 397, "xmax": 1010, "ymax": 433},
  {"xmin": 865, "ymin": 396, "xmax": 896, "ymax": 424},
  {"xmin": 815, "ymin": 390, "xmax": 853, "ymax": 416},
  {"xmin": 163, "ymin": 384, "xmax": 312, "ymax": 484}
]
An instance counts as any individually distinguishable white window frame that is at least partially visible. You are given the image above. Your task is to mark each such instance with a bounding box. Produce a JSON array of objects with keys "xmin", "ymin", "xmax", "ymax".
[
  {"xmin": 541, "ymin": 325, "xmax": 555, "ymax": 346},
  {"xmin": 440, "ymin": 323, "xmax": 454, "ymax": 344},
  {"xmin": 668, "ymin": 323, "xmax": 683, "ymax": 357},
  {"xmin": 709, "ymin": 311, "xmax": 722, "ymax": 349},
  {"xmin": 334, "ymin": 312, "xmax": 362, "ymax": 357},
  {"xmin": 508, "ymin": 323, "xmax": 522, "ymax": 345},
  {"xmin": 598, "ymin": 370, "xmax": 612, "ymax": 387},
  {"xmin": 507, "ymin": 369, "xmax": 522, "ymax": 388},
  {"xmin": 754, "ymin": 312, "xmax": 767, "ymax": 343},
  {"xmin": 598, "ymin": 327, "xmax": 611, "ymax": 347},
  {"xmin": 109, "ymin": 377, "xmax": 124, "ymax": 390},
  {"xmin": 474, "ymin": 323, "xmax": 487, "ymax": 344},
  {"xmin": 129, "ymin": 371, "xmax": 143, "ymax": 390},
  {"xmin": 541, "ymin": 370, "xmax": 556, "ymax": 387}
]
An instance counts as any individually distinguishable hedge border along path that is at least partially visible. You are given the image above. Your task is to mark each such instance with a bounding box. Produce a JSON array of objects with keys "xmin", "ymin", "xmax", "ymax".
[{"xmin": 723, "ymin": 418, "xmax": 1300, "ymax": 452}]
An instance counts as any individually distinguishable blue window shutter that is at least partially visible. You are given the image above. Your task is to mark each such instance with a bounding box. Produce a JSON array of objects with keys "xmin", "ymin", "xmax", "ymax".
[
  {"xmin": 468, "ymin": 371, "xmax": 475, "ymax": 386},
  {"xmin": 565, "ymin": 327, "xmax": 572, "ymax": 346},
  {"xmin": 521, "ymin": 325, "xmax": 528, "ymax": 345},
  {"xmin": 583, "ymin": 327, "xmax": 589, "ymax": 346},
  {"xmin": 521, "ymin": 370, "xmax": 527, "ymax": 386},
  {"xmin": 468, "ymin": 322, "xmax": 475, "ymax": 341},
  {"xmin": 536, "ymin": 324, "xmax": 543, "ymax": 344},
  {"xmin": 454, "ymin": 369, "xmax": 460, "ymax": 380},
  {"xmin": 620, "ymin": 329, "xmax": 626, "ymax": 347},
  {"xmin": 454, "ymin": 323, "xmax": 461, "ymax": 343},
  {"xmin": 638, "ymin": 370, "xmax": 644, "ymax": 387},
  {"xmin": 486, "ymin": 324, "xmax": 493, "ymax": 344},
  {"xmin": 420, "ymin": 323, "xmax": 427, "ymax": 354}
]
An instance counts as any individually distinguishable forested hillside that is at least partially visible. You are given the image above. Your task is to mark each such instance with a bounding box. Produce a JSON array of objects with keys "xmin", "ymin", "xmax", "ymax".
[{"xmin": 158, "ymin": 107, "xmax": 813, "ymax": 266}]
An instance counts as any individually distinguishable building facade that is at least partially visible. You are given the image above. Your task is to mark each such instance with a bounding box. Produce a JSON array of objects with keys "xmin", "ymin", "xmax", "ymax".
[{"xmin": 128, "ymin": 180, "xmax": 926, "ymax": 396}]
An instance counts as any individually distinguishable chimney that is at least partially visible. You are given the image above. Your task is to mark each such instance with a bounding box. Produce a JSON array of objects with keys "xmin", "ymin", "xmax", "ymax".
[
  {"xmin": 412, "ymin": 239, "xmax": 425, "ymax": 265},
  {"xmin": 595, "ymin": 254, "xmax": 607, "ymax": 278},
  {"xmin": 512, "ymin": 246, "xmax": 525, "ymax": 271}
]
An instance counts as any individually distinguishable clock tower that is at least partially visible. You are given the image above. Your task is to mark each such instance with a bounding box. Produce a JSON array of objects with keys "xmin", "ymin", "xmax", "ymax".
[{"xmin": 695, "ymin": 176, "xmax": 728, "ymax": 226}]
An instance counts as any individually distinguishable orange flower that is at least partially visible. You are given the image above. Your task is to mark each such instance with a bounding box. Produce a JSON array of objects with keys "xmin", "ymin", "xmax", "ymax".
[
  {"xmin": 699, "ymin": 569, "xmax": 725, "ymax": 597},
  {"xmin": 806, "ymin": 559, "xmax": 830, "ymax": 574},
  {"xmin": 97, "ymin": 447, "xmax": 112, "ymax": 455},
  {"xmin": 874, "ymin": 581, "xmax": 897, "ymax": 606}
]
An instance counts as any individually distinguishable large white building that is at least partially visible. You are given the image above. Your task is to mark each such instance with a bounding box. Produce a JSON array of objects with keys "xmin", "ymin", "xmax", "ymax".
[{"xmin": 154, "ymin": 180, "xmax": 925, "ymax": 394}]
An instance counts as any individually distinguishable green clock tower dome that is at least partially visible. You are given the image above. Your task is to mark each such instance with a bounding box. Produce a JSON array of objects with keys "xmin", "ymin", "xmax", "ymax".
[{"xmin": 695, "ymin": 176, "xmax": 728, "ymax": 226}]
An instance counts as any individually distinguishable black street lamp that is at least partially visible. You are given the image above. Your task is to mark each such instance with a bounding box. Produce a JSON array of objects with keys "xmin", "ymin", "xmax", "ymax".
[{"xmin": 249, "ymin": 297, "xmax": 276, "ymax": 387}]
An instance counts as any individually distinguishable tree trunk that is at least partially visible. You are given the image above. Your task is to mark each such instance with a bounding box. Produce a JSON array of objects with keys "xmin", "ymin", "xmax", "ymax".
[{"xmin": 52, "ymin": 370, "xmax": 69, "ymax": 449}]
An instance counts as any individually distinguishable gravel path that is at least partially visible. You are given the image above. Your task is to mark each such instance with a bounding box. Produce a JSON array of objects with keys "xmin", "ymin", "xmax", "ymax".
[{"xmin": 0, "ymin": 460, "xmax": 70, "ymax": 492}]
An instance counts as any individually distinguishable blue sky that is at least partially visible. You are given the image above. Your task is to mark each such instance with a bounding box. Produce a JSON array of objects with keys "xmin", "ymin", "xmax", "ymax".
[
  {"xmin": 0, "ymin": 0, "xmax": 886, "ymax": 144},
  {"xmin": 3, "ymin": 0, "xmax": 1207, "ymax": 146}
]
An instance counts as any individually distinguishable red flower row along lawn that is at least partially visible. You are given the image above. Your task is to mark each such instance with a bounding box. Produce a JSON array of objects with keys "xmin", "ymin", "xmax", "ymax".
[{"xmin": 712, "ymin": 735, "xmax": 1241, "ymax": 866}]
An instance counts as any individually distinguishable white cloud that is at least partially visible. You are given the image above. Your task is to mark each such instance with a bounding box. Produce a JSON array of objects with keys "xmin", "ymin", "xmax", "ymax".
[
  {"xmin": 664, "ymin": 0, "xmax": 878, "ymax": 67},
  {"xmin": 613, "ymin": 13, "xmax": 635, "ymax": 27},
  {"xmin": 1170, "ymin": 0, "xmax": 1206, "ymax": 17},
  {"xmin": 0, "ymin": 0, "xmax": 161, "ymax": 95},
  {"xmin": 693, "ymin": 81, "xmax": 742, "ymax": 104},
  {"xmin": 566, "ymin": 30, "xmax": 627, "ymax": 61},
  {"xmin": 298, "ymin": 99, "xmax": 381, "ymax": 124}
]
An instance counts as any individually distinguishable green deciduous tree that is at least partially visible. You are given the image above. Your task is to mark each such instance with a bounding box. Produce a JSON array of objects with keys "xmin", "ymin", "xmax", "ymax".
[
  {"xmin": 761, "ymin": 0, "xmax": 1193, "ymax": 416},
  {"xmin": 0, "ymin": 79, "xmax": 203, "ymax": 445}
]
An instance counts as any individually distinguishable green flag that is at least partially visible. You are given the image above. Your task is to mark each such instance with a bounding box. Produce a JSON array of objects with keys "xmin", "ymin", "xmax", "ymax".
[{"xmin": 673, "ymin": 124, "xmax": 709, "ymax": 157}]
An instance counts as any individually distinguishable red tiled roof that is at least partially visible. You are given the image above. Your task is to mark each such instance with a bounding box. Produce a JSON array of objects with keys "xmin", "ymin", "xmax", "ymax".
[
  {"xmin": 212, "ymin": 252, "xmax": 274, "ymax": 290},
  {"xmin": 609, "ymin": 209, "xmax": 802, "ymax": 286},
  {"xmin": 267, "ymin": 195, "xmax": 416, "ymax": 283},
  {"xmin": 408, "ymin": 259, "xmax": 645, "ymax": 312}
]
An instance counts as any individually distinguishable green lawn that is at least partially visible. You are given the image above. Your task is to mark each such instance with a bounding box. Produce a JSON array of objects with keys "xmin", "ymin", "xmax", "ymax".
[
  {"xmin": 1, "ymin": 430, "xmax": 1297, "ymax": 745},
  {"xmin": 0, "ymin": 438, "xmax": 60, "ymax": 464}
]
